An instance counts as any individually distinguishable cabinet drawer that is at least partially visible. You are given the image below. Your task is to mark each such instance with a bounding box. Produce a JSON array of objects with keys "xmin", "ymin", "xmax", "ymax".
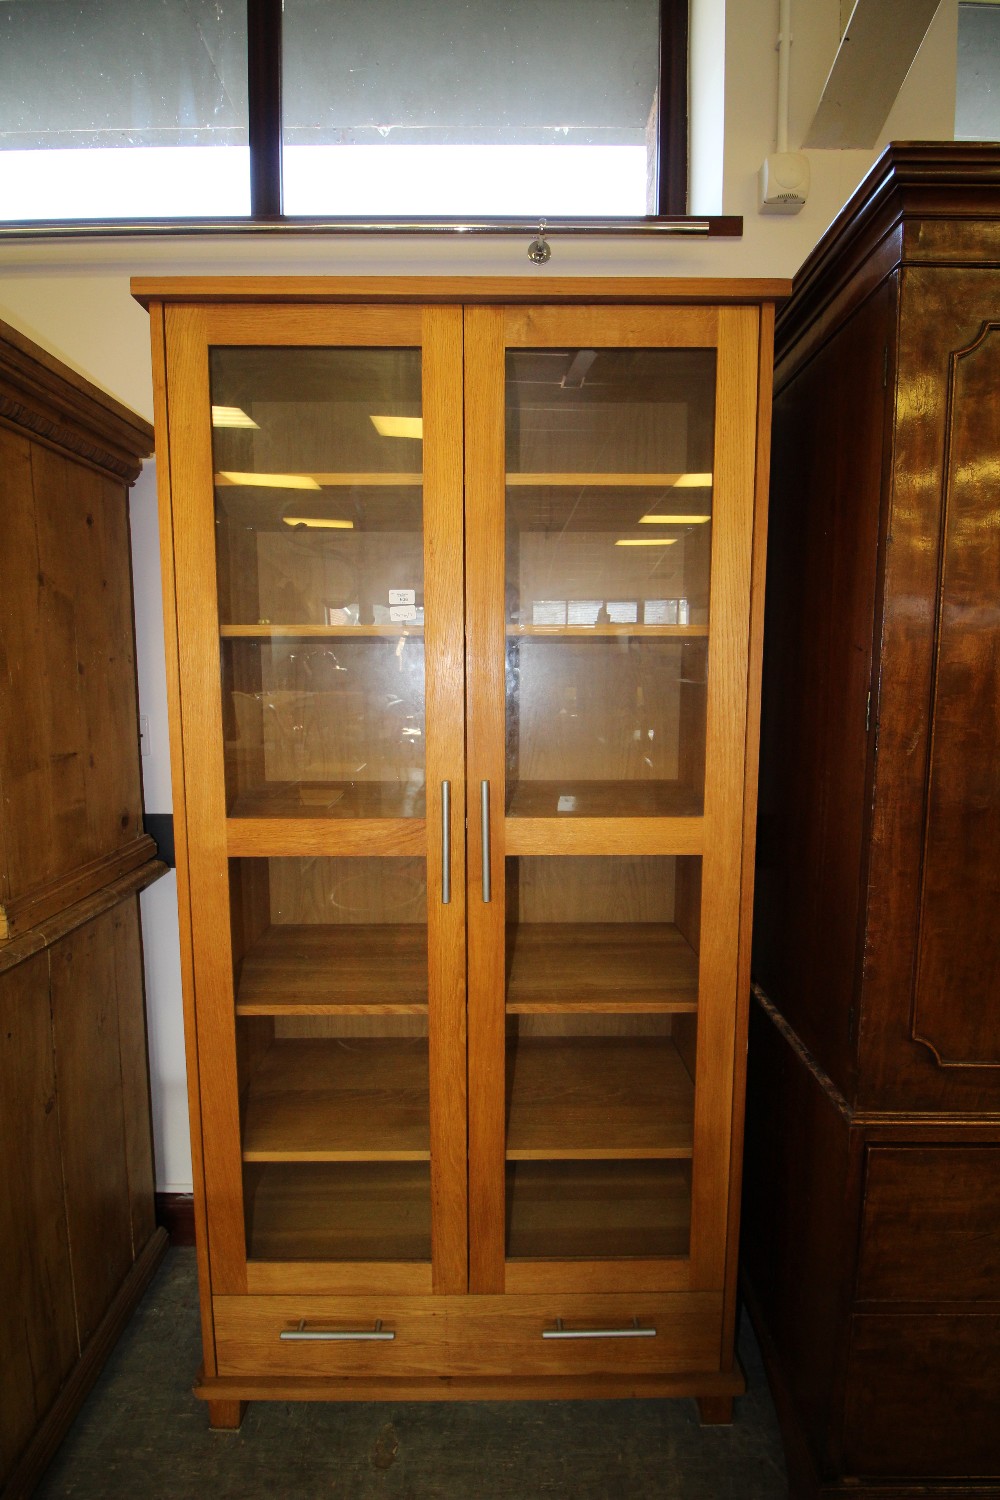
[
  {"xmin": 845, "ymin": 1312, "xmax": 1000, "ymax": 1476},
  {"xmin": 213, "ymin": 1292, "xmax": 724, "ymax": 1380},
  {"xmin": 858, "ymin": 1146, "xmax": 1000, "ymax": 1303}
]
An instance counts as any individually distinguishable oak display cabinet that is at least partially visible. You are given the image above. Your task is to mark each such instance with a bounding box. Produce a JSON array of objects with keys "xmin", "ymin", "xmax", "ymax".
[{"xmin": 134, "ymin": 277, "xmax": 784, "ymax": 1425}]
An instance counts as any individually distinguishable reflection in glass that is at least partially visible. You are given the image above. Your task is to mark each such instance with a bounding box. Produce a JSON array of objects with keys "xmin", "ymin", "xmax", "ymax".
[
  {"xmin": 210, "ymin": 347, "xmax": 425, "ymax": 816},
  {"xmin": 229, "ymin": 855, "xmax": 430, "ymax": 1262},
  {"xmin": 502, "ymin": 854, "xmax": 699, "ymax": 1261},
  {"xmin": 504, "ymin": 347, "xmax": 715, "ymax": 820}
]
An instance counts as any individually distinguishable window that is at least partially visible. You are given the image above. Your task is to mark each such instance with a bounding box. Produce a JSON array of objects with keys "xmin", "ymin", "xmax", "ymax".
[
  {"xmin": 956, "ymin": 2, "xmax": 1000, "ymax": 141},
  {"xmin": 0, "ymin": 0, "xmax": 688, "ymax": 226},
  {"xmin": 0, "ymin": 1, "xmax": 250, "ymax": 219}
]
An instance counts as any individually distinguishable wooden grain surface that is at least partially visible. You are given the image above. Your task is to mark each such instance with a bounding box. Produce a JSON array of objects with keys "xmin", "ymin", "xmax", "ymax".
[
  {"xmin": 245, "ymin": 1161, "xmax": 431, "ymax": 1263},
  {"xmin": 0, "ymin": 428, "xmax": 145, "ymax": 920},
  {"xmin": 505, "ymin": 1159, "xmax": 691, "ymax": 1260},
  {"xmin": 463, "ymin": 303, "xmax": 510, "ymax": 1293},
  {"xmin": 49, "ymin": 908, "xmax": 135, "ymax": 1347},
  {"xmin": 0, "ymin": 952, "xmax": 77, "ymax": 1483},
  {"xmin": 148, "ymin": 299, "xmax": 220, "ymax": 1370},
  {"xmin": 212, "ymin": 1288, "xmax": 725, "ymax": 1380},
  {"xmin": 420, "ymin": 304, "xmax": 470, "ymax": 1295},
  {"xmin": 505, "ymin": 922, "xmax": 698, "ymax": 1012},
  {"xmin": 683, "ymin": 305, "xmax": 758, "ymax": 1292},
  {"xmin": 241, "ymin": 1038, "xmax": 430, "ymax": 1161},
  {"xmin": 226, "ymin": 815, "xmax": 426, "ymax": 858},
  {"xmin": 506, "ymin": 1037, "xmax": 694, "ymax": 1160},
  {"xmin": 111, "ymin": 899, "xmax": 157, "ymax": 1255},
  {"xmin": 236, "ymin": 924, "xmax": 428, "ymax": 1013},
  {"xmin": 857, "ymin": 1144, "xmax": 1000, "ymax": 1303},
  {"xmin": 132, "ymin": 275, "xmax": 791, "ymax": 307}
]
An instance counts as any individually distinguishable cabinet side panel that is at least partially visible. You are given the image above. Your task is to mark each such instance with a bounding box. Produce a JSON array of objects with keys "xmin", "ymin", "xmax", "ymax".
[
  {"xmin": 753, "ymin": 284, "xmax": 892, "ymax": 1094},
  {"xmin": 863, "ymin": 264, "xmax": 1000, "ymax": 1108},
  {"xmin": 0, "ymin": 426, "xmax": 35, "ymax": 913},
  {"xmin": 911, "ymin": 322, "xmax": 1000, "ymax": 1067},
  {"xmin": 0, "ymin": 443, "xmax": 143, "ymax": 905},
  {"xmin": 149, "ymin": 298, "xmax": 220, "ymax": 1373},
  {"xmin": 50, "ymin": 907, "xmax": 135, "ymax": 1347},
  {"xmin": 0, "ymin": 951, "xmax": 77, "ymax": 1484},
  {"xmin": 112, "ymin": 896, "xmax": 157, "ymax": 1253},
  {"xmin": 742, "ymin": 993, "xmax": 857, "ymax": 1478}
]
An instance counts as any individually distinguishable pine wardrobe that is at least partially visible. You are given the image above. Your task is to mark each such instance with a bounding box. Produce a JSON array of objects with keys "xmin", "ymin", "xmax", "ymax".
[{"xmin": 134, "ymin": 277, "xmax": 784, "ymax": 1426}]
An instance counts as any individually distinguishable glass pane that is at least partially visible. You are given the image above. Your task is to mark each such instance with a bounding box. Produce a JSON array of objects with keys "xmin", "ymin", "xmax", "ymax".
[
  {"xmin": 503, "ymin": 855, "xmax": 698, "ymax": 1261},
  {"xmin": 231, "ymin": 856, "xmax": 430, "ymax": 1263},
  {"xmin": 281, "ymin": 0, "xmax": 658, "ymax": 216},
  {"xmin": 956, "ymin": 3, "xmax": 1000, "ymax": 140},
  {"xmin": 505, "ymin": 347, "xmax": 716, "ymax": 820},
  {"xmin": 0, "ymin": 1, "xmax": 249, "ymax": 220},
  {"xmin": 211, "ymin": 347, "xmax": 425, "ymax": 818}
]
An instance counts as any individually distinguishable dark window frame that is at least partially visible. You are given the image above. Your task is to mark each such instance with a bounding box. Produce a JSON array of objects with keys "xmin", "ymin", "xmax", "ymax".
[
  {"xmin": 2, "ymin": 0, "xmax": 724, "ymax": 235},
  {"xmin": 249, "ymin": 0, "xmax": 690, "ymax": 220}
]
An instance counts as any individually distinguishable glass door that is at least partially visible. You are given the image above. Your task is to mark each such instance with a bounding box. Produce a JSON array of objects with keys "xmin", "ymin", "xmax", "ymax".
[
  {"xmin": 165, "ymin": 304, "xmax": 467, "ymax": 1298},
  {"xmin": 465, "ymin": 304, "xmax": 760, "ymax": 1295}
]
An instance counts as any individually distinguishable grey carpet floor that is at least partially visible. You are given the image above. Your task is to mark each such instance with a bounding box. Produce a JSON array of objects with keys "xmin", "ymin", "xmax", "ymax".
[{"xmin": 36, "ymin": 1249, "xmax": 788, "ymax": 1499}]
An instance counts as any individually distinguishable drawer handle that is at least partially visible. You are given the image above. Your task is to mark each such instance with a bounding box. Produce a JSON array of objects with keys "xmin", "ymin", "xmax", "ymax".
[
  {"xmin": 279, "ymin": 1318, "xmax": 395, "ymax": 1342},
  {"xmin": 542, "ymin": 1317, "xmax": 656, "ymax": 1340}
]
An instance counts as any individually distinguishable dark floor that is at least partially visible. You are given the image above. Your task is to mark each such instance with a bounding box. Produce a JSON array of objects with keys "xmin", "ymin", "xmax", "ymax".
[{"xmin": 36, "ymin": 1249, "xmax": 788, "ymax": 1499}]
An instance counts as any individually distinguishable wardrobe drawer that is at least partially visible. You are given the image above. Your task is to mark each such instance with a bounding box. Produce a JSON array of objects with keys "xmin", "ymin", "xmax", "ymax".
[
  {"xmin": 858, "ymin": 1145, "xmax": 1000, "ymax": 1303},
  {"xmin": 844, "ymin": 1312, "xmax": 1000, "ymax": 1476},
  {"xmin": 213, "ymin": 1292, "xmax": 724, "ymax": 1380}
]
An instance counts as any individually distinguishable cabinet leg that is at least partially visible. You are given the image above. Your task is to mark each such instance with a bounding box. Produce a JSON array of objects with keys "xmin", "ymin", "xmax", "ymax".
[
  {"xmin": 208, "ymin": 1399, "xmax": 247, "ymax": 1431},
  {"xmin": 697, "ymin": 1395, "xmax": 734, "ymax": 1426}
]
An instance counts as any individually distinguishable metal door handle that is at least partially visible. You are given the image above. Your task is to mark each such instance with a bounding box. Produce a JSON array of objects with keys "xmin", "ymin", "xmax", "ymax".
[
  {"xmin": 542, "ymin": 1317, "xmax": 656, "ymax": 1340},
  {"xmin": 481, "ymin": 779, "xmax": 491, "ymax": 903},
  {"xmin": 441, "ymin": 780, "xmax": 451, "ymax": 905},
  {"xmin": 280, "ymin": 1319, "xmax": 395, "ymax": 1342}
]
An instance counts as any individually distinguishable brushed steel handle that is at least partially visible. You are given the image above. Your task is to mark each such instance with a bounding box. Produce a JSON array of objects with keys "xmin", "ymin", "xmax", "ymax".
[
  {"xmin": 280, "ymin": 1319, "xmax": 395, "ymax": 1342},
  {"xmin": 542, "ymin": 1317, "xmax": 656, "ymax": 1340},
  {"xmin": 481, "ymin": 779, "xmax": 491, "ymax": 903},
  {"xmin": 441, "ymin": 779, "xmax": 451, "ymax": 905}
]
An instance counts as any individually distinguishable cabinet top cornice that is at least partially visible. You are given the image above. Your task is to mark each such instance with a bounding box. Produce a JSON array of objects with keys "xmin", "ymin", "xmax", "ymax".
[{"xmin": 131, "ymin": 275, "xmax": 791, "ymax": 309}]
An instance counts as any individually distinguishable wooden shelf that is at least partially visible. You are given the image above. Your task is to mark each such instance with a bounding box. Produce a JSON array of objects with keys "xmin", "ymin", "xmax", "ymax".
[
  {"xmin": 221, "ymin": 624, "xmax": 424, "ymax": 639},
  {"xmin": 505, "ymin": 1037, "xmax": 694, "ymax": 1160},
  {"xmin": 505, "ymin": 1160, "xmax": 691, "ymax": 1260},
  {"xmin": 506, "ymin": 923, "xmax": 698, "ymax": 1014},
  {"xmin": 227, "ymin": 781, "xmax": 426, "ymax": 820},
  {"xmin": 215, "ymin": 471, "xmax": 422, "ymax": 488},
  {"xmin": 507, "ymin": 624, "xmax": 708, "ymax": 639},
  {"xmin": 242, "ymin": 1038, "xmax": 429, "ymax": 1162},
  {"xmin": 245, "ymin": 1161, "xmax": 431, "ymax": 1262},
  {"xmin": 237, "ymin": 924, "xmax": 428, "ymax": 1015},
  {"xmin": 506, "ymin": 779, "xmax": 703, "ymax": 821},
  {"xmin": 506, "ymin": 473, "xmax": 707, "ymax": 488}
]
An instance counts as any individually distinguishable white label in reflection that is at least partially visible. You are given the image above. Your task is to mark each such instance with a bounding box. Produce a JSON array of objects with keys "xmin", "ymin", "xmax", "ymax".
[
  {"xmin": 644, "ymin": 599, "xmax": 678, "ymax": 625},
  {"xmin": 389, "ymin": 588, "xmax": 416, "ymax": 606},
  {"xmin": 567, "ymin": 600, "xmax": 602, "ymax": 626},
  {"xmin": 607, "ymin": 600, "xmax": 638, "ymax": 624},
  {"xmin": 557, "ymin": 795, "xmax": 577, "ymax": 813},
  {"xmin": 532, "ymin": 600, "xmax": 567, "ymax": 625},
  {"xmin": 389, "ymin": 604, "xmax": 417, "ymax": 622}
]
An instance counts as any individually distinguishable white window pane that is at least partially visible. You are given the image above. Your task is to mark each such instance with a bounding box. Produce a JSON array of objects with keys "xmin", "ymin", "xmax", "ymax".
[
  {"xmin": 0, "ymin": 0, "xmax": 249, "ymax": 221},
  {"xmin": 283, "ymin": 145, "xmax": 648, "ymax": 217},
  {"xmin": 282, "ymin": 0, "xmax": 658, "ymax": 218}
]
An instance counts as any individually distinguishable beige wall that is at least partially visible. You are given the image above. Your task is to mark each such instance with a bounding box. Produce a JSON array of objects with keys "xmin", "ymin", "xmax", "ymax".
[{"xmin": 0, "ymin": 0, "xmax": 960, "ymax": 1191}]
